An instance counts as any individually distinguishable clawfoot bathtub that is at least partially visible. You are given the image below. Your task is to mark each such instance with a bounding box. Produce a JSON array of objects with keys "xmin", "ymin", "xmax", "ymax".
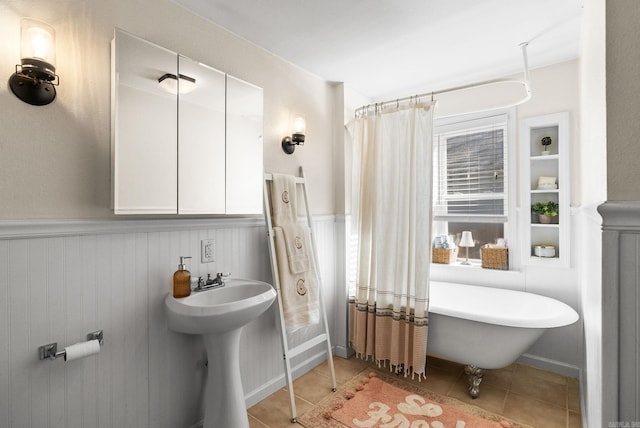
[{"xmin": 427, "ymin": 281, "xmax": 579, "ymax": 398}]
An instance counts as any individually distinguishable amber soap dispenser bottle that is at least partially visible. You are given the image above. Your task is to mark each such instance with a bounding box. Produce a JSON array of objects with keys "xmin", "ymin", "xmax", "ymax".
[{"xmin": 173, "ymin": 256, "xmax": 192, "ymax": 298}]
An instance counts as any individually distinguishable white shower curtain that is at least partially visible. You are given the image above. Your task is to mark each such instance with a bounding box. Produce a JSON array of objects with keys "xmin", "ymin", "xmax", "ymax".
[{"xmin": 349, "ymin": 103, "xmax": 434, "ymax": 379}]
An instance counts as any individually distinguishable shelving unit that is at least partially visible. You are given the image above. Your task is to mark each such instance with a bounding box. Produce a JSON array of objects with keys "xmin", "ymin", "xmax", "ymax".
[{"xmin": 520, "ymin": 112, "xmax": 570, "ymax": 267}]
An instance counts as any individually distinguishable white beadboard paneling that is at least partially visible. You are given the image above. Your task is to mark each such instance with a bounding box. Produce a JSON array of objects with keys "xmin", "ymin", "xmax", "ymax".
[
  {"xmin": 0, "ymin": 241, "xmax": 9, "ymax": 428},
  {"xmin": 28, "ymin": 239, "xmax": 50, "ymax": 428},
  {"xmin": 109, "ymin": 235, "xmax": 127, "ymax": 428},
  {"xmin": 79, "ymin": 236, "xmax": 99, "ymax": 428},
  {"xmin": 0, "ymin": 217, "xmax": 338, "ymax": 428},
  {"xmin": 9, "ymin": 240, "xmax": 30, "ymax": 425},
  {"xmin": 128, "ymin": 233, "xmax": 150, "ymax": 428},
  {"xmin": 332, "ymin": 216, "xmax": 350, "ymax": 358},
  {"xmin": 64, "ymin": 236, "xmax": 85, "ymax": 427},
  {"xmin": 95, "ymin": 234, "xmax": 113, "ymax": 428},
  {"xmin": 48, "ymin": 238, "xmax": 66, "ymax": 428},
  {"xmin": 148, "ymin": 230, "xmax": 174, "ymax": 428}
]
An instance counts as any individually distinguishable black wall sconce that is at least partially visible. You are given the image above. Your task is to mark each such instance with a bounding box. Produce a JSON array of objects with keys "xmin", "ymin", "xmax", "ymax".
[
  {"xmin": 9, "ymin": 18, "xmax": 59, "ymax": 106},
  {"xmin": 282, "ymin": 114, "xmax": 306, "ymax": 155}
]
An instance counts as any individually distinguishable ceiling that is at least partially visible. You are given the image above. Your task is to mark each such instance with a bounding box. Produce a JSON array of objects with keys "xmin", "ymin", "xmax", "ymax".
[{"xmin": 171, "ymin": 0, "xmax": 583, "ymax": 101}]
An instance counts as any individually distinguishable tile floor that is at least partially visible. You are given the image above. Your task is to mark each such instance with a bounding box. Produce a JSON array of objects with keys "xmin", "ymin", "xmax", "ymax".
[{"xmin": 247, "ymin": 355, "xmax": 582, "ymax": 428}]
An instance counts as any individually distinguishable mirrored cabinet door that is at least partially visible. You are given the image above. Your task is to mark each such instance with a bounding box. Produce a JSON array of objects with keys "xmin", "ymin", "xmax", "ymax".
[
  {"xmin": 178, "ymin": 56, "xmax": 226, "ymax": 214},
  {"xmin": 112, "ymin": 30, "xmax": 178, "ymax": 214},
  {"xmin": 226, "ymin": 75, "xmax": 264, "ymax": 214},
  {"xmin": 112, "ymin": 30, "xmax": 264, "ymax": 216}
]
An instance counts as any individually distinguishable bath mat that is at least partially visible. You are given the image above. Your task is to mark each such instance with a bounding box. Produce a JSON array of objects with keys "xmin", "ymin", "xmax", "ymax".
[{"xmin": 298, "ymin": 371, "xmax": 530, "ymax": 428}]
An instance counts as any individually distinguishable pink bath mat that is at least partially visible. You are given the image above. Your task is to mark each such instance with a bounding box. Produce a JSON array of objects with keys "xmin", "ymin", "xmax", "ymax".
[
  {"xmin": 298, "ymin": 371, "xmax": 530, "ymax": 428},
  {"xmin": 331, "ymin": 375, "xmax": 509, "ymax": 428}
]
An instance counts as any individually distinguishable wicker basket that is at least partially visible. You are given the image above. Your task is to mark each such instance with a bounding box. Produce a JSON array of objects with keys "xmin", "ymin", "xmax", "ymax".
[
  {"xmin": 432, "ymin": 247, "xmax": 458, "ymax": 264},
  {"xmin": 480, "ymin": 245, "xmax": 509, "ymax": 270}
]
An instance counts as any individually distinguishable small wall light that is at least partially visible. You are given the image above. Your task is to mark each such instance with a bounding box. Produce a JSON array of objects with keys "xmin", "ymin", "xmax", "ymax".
[
  {"xmin": 9, "ymin": 18, "xmax": 59, "ymax": 106},
  {"xmin": 282, "ymin": 114, "xmax": 306, "ymax": 155},
  {"xmin": 157, "ymin": 73, "xmax": 197, "ymax": 95}
]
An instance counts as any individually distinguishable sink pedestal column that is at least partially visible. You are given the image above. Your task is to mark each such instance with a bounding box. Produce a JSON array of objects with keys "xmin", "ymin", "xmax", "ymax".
[{"xmin": 203, "ymin": 329, "xmax": 248, "ymax": 428}]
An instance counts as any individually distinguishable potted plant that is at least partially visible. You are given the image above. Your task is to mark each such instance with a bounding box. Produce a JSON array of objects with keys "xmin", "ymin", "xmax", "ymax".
[
  {"xmin": 532, "ymin": 201, "xmax": 558, "ymax": 224},
  {"xmin": 541, "ymin": 136, "xmax": 552, "ymax": 155}
]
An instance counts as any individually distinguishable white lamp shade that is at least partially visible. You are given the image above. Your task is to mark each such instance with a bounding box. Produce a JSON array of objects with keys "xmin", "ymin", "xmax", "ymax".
[
  {"xmin": 21, "ymin": 18, "xmax": 56, "ymax": 66},
  {"xmin": 459, "ymin": 231, "xmax": 475, "ymax": 247},
  {"xmin": 292, "ymin": 114, "xmax": 306, "ymax": 134}
]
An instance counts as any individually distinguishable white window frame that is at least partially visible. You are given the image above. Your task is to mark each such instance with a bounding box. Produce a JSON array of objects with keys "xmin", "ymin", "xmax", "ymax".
[{"xmin": 431, "ymin": 107, "xmax": 518, "ymax": 270}]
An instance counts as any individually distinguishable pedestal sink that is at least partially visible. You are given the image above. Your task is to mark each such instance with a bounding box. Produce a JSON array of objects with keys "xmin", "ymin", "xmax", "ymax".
[{"xmin": 165, "ymin": 278, "xmax": 276, "ymax": 428}]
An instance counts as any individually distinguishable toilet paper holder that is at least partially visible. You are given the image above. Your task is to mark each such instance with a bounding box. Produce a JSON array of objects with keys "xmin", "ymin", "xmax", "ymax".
[{"xmin": 38, "ymin": 330, "xmax": 104, "ymax": 361}]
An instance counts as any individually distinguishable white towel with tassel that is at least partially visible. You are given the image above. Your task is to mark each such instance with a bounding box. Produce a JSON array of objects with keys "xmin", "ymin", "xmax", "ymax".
[{"xmin": 273, "ymin": 226, "xmax": 319, "ymax": 333}]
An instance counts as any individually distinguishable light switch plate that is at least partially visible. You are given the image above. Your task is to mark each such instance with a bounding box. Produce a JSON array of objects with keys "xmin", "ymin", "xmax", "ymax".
[{"xmin": 201, "ymin": 239, "xmax": 215, "ymax": 263}]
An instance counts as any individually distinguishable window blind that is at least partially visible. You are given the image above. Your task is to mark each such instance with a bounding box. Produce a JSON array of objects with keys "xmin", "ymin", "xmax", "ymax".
[{"xmin": 433, "ymin": 115, "xmax": 508, "ymax": 223}]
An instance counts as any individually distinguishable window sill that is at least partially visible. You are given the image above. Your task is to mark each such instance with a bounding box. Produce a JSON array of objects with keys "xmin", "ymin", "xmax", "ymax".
[
  {"xmin": 434, "ymin": 259, "xmax": 483, "ymax": 268},
  {"xmin": 430, "ymin": 261, "xmax": 526, "ymax": 291}
]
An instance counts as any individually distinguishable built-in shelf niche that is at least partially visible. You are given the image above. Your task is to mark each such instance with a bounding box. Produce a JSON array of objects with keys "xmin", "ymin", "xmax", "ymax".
[{"xmin": 520, "ymin": 112, "xmax": 570, "ymax": 267}]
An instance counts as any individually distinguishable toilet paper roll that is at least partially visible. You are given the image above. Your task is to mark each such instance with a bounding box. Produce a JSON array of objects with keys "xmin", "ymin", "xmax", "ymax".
[{"xmin": 64, "ymin": 339, "xmax": 101, "ymax": 362}]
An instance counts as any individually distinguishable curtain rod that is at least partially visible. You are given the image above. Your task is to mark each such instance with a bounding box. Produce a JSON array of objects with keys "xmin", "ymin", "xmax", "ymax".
[{"xmin": 355, "ymin": 42, "xmax": 531, "ymax": 117}]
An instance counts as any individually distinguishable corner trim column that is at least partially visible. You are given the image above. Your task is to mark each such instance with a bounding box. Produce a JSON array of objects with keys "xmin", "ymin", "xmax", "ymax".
[{"xmin": 598, "ymin": 201, "xmax": 640, "ymax": 425}]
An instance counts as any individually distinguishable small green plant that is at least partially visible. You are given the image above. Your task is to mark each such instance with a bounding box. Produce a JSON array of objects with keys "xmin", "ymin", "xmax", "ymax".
[
  {"xmin": 541, "ymin": 136, "xmax": 552, "ymax": 148},
  {"xmin": 532, "ymin": 201, "xmax": 558, "ymax": 216}
]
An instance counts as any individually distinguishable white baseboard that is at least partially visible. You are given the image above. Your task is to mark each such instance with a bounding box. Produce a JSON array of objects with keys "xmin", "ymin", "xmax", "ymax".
[
  {"xmin": 517, "ymin": 353, "xmax": 582, "ymax": 379},
  {"xmin": 334, "ymin": 345, "xmax": 353, "ymax": 359},
  {"xmin": 243, "ymin": 350, "xmax": 331, "ymax": 408}
]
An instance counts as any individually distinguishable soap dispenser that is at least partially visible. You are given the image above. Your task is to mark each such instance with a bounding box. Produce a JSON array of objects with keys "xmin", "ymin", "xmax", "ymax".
[{"xmin": 173, "ymin": 256, "xmax": 192, "ymax": 298}]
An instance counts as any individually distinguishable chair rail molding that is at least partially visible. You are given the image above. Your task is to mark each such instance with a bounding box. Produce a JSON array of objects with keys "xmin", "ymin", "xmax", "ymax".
[{"xmin": 0, "ymin": 216, "xmax": 337, "ymax": 240}]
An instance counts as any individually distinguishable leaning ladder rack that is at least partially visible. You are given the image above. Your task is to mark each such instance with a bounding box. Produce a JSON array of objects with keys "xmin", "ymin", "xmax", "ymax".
[{"xmin": 263, "ymin": 166, "xmax": 337, "ymax": 423}]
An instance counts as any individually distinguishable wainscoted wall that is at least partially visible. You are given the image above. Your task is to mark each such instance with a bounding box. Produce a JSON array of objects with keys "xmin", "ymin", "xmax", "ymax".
[
  {"xmin": 599, "ymin": 202, "xmax": 640, "ymax": 426},
  {"xmin": 0, "ymin": 217, "xmax": 339, "ymax": 428}
]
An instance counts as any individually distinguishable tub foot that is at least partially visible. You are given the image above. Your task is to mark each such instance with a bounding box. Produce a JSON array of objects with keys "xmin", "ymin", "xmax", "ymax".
[{"xmin": 464, "ymin": 365, "xmax": 484, "ymax": 399}]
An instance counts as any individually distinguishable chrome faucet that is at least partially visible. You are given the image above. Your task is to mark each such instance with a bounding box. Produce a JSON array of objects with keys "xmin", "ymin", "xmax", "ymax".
[{"xmin": 194, "ymin": 272, "xmax": 230, "ymax": 292}]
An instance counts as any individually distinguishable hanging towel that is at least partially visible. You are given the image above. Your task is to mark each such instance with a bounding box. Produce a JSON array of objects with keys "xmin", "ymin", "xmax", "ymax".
[
  {"xmin": 273, "ymin": 226, "xmax": 319, "ymax": 333},
  {"xmin": 270, "ymin": 173, "xmax": 298, "ymax": 226},
  {"xmin": 281, "ymin": 223, "xmax": 310, "ymax": 274}
]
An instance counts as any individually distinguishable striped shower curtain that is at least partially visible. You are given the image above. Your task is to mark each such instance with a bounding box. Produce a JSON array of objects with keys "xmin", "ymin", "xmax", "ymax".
[{"xmin": 349, "ymin": 102, "xmax": 434, "ymax": 380}]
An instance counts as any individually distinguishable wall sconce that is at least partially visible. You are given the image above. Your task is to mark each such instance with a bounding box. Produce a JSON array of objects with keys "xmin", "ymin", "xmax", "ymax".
[
  {"xmin": 9, "ymin": 18, "xmax": 59, "ymax": 106},
  {"xmin": 157, "ymin": 73, "xmax": 197, "ymax": 94},
  {"xmin": 282, "ymin": 114, "xmax": 306, "ymax": 155}
]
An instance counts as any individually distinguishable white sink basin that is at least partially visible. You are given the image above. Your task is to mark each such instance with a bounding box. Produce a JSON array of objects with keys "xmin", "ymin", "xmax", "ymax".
[
  {"xmin": 165, "ymin": 278, "xmax": 276, "ymax": 334},
  {"xmin": 164, "ymin": 278, "xmax": 276, "ymax": 428}
]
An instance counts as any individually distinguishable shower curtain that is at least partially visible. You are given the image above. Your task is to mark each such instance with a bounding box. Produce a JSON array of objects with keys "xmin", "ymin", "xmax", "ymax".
[{"xmin": 350, "ymin": 102, "xmax": 434, "ymax": 379}]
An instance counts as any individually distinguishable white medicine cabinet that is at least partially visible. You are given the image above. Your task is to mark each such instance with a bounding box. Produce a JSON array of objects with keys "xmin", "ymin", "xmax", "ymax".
[
  {"xmin": 111, "ymin": 29, "xmax": 263, "ymax": 215},
  {"xmin": 225, "ymin": 75, "xmax": 264, "ymax": 214},
  {"xmin": 519, "ymin": 111, "xmax": 570, "ymax": 267}
]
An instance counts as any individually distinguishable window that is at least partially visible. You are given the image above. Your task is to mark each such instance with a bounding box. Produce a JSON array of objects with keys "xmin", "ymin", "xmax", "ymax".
[{"xmin": 432, "ymin": 109, "xmax": 515, "ymax": 263}]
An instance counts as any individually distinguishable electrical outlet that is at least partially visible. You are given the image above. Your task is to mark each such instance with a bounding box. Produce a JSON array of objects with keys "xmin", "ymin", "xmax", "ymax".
[{"xmin": 201, "ymin": 239, "xmax": 215, "ymax": 263}]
